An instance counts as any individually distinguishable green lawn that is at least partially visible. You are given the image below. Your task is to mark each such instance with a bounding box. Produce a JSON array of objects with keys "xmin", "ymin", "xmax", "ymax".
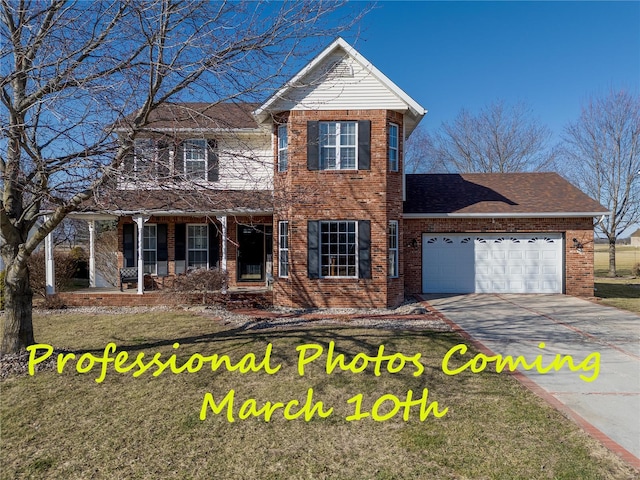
[
  {"xmin": 1, "ymin": 310, "xmax": 636, "ymax": 479},
  {"xmin": 594, "ymin": 245, "xmax": 640, "ymax": 313}
]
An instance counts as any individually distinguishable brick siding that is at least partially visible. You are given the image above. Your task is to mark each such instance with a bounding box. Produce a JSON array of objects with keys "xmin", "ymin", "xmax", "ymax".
[{"xmin": 272, "ymin": 109, "xmax": 405, "ymax": 308}]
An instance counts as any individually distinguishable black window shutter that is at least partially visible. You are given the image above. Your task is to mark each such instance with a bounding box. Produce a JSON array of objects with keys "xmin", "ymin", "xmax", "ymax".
[
  {"xmin": 157, "ymin": 224, "xmax": 168, "ymax": 262},
  {"xmin": 174, "ymin": 141, "xmax": 184, "ymax": 175},
  {"xmin": 175, "ymin": 223, "xmax": 186, "ymax": 261},
  {"xmin": 307, "ymin": 121, "xmax": 319, "ymax": 170},
  {"xmin": 208, "ymin": 223, "xmax": 219, "ymax": 268},
  {"xmin": 358, "ymin": 220, "xmax": 371, "ymax": 279},
  {"xmin": 358, "ymin": 121, "xmax": 371, "ymax": 170},
  {"xmin": 207, "ymin": 140, "xmax": 219, "ymax": 182},
  {"xmin": 307, "ymin": 221, "xmax": 319, "ymax": 279},
  {"xmin": 123, "ymin": 223, "xmax": 135, "ymax": 267}
]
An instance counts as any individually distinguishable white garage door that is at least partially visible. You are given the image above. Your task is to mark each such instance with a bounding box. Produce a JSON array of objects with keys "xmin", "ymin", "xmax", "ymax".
[{"xmin": 422, "ymin": 234, "xmax": 563, "ymax": 294}]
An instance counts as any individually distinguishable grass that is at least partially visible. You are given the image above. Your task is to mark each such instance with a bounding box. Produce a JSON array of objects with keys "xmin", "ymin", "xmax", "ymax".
[
  {"xmin": 1, "ymin": 310, "xmax": 637, "ymax": 479},
  {"xmin": 594, "ymin": 245, "xmax": 640, "ymax": 313}
]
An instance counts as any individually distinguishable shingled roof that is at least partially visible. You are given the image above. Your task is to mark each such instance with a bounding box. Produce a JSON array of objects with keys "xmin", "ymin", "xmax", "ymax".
[
  {"xmin": 404, "ymin": 172, "xmax": 608, "ymax": 217},
  {"xmin": 117, "ymin": 102, "xmax": 260, "ymax": 131},
  {"xmin": 81, "ymin": 188, "xmax": 273, "ymax": 216}
]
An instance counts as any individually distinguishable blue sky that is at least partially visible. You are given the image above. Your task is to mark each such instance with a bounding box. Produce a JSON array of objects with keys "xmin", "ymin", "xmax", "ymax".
[{"xmin": 335, "ymin": 1, "xmax": 639, "ymax": 140}]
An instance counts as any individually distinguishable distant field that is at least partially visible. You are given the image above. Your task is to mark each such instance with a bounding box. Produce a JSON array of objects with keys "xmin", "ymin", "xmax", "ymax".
[
  {"xmin": 594, "ymin": 244, "xmax": 639, "ymax": 277},
  {"xmin": 593, "ymin": 245, "xmax": 639, "ymax": 313}
]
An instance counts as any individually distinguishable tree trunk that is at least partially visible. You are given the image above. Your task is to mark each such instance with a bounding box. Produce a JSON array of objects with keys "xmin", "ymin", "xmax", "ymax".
[
  {"xmin": 607, "ymin": 239, "xmax": 617, "ymax": 277},
  {"xmin": 1, "ymin": 262, "xmax": 35, "ymax": 355}
]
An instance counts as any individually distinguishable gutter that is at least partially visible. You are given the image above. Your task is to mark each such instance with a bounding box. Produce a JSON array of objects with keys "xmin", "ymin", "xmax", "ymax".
[{"xmin": 403, "ymin": 211, "xmax": 611, "ymax": 219}]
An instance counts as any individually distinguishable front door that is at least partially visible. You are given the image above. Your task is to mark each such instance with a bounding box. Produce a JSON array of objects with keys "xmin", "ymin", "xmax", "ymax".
[{"xmin": 237, "ymin": 225, "xmax": 272, "ymax": 282}]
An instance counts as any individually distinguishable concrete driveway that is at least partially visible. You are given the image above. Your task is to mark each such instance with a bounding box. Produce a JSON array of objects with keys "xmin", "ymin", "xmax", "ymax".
[{"xmin": 421, "ymin": 294, "xmax": 640, "ymax": 468}]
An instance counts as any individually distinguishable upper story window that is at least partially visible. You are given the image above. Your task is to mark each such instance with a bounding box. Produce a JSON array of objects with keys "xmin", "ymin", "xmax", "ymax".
[
  {"xmin": 319, "ymin": 122, "xmax": 357, "ymax": 170},
  {"xmin": 176, "ymin": 138, "xmax": 219, "ymax": 182},
  {"xmin": 307, "ymin": 120, "xmax": 370, "ymax": 171},
  {"xmin": 133, "ymin": 139, "xmax": 169, "ymax": 180},
  {"xmin": 389, "ymin": 123, "xmax": 399, "ymax": 172},
  {"xmin": 183, "ymin": 139, "xmax": 207, "ymax": 180},
  {"xmin": 278, "ymin": 124, "xmax": 288, "ymax": 172}
]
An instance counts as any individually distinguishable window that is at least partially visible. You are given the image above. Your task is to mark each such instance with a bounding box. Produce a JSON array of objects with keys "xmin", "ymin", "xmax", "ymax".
[
  {"xmin": 278, "ymin": 125, "xmax": 288, "ymax": 172},
  {"xmin": 388, "ymin": 221, "xmax": 398, "ymax": 278},
  {"xmin": 143, "ymin": 224, "xmax": 157, "ymax": 274},
  {"xmin": 278, "ymin": 221, "xmax": 289, "ymax": 277},
  {"xmin": 319, "ymin": 122, "xmax": 357, "ymax": 170},
  {"xmin": 320, "ymin": 221, "xmax": 357, "ymax": 278},
  {"xmin": 183, "ymin": 139, "xmax": 207, "ymax": 180},
  {"xmin": 389, "ymin": 123, "xmax": 399, "ymax": 172},
  {"xmin": 133, "ymin": 139, "xmax": 168, "ymax": 180},
  {"xmin": 187, "ymin": 224, "xmax": 208, "ymax": 269}
]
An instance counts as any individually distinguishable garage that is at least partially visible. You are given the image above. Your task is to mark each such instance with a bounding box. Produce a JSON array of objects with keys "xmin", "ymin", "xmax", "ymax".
[{"xmin": 422, "ymin": 233, "xmax": 564, "ymax": 294}]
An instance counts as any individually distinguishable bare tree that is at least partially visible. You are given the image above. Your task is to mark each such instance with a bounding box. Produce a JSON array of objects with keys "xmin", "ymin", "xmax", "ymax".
[
  {"xmin": 561, "ymin": 90, "xmax": 640, "ymax": 276},
  {"xmin": 430, "ymin": 100, "xmax": 555, "ymax": 173},
  {"xmin": 403, "ymin": 124, "xmax": 441, "ymax": 174},
  {"xmin": 0, "ymin": 0, "xmax": 362, "ymax": 354}
]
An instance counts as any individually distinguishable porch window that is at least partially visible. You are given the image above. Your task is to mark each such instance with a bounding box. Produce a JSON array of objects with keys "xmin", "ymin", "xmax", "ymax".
[
  {"xmin": 278, "ymin": 221, "xmax": 289, "ymax": 277},
  {"xmin": 319, "ymin": 122, "xmax": 357, "ymax": 170},
  {"xmin": 389, "ymin": 123, "xmax": 399, "ymax": 172},
  {"xmin": 183, "ymin": 139, "xmax": 207, "ymax": 180},
  {"xmin": 388, "ymin": 220, "xmax": 398, "ymax": 278},
  {"xmin": 278, "ymin": 124, "xmax": 288, "ymax": 172},
  {"xmin": 143, "ymin": 224, "xmax": 157, "ymax": 274},
  {"xmin": 187, "ymin": 224, "xmax": 208, "ymax": 269}
]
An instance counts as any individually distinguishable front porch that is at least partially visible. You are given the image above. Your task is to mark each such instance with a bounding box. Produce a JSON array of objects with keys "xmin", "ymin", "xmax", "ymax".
[{"xmin": 54, "ymin": 286, "xmax": 273, "ymax": 309}]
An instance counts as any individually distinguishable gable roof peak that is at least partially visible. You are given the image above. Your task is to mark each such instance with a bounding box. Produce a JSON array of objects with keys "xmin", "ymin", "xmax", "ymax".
[{"xmin": 254, "ymin": 37, "xmax": 425, "ymax": 130}]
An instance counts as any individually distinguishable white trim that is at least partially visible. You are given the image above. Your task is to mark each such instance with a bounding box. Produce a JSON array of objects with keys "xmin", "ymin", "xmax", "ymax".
[
  {"xmin": 388, "ymin": 220, "xmax": 399, "ymax": 278},
  {"xmin": 44, "ymin": 217, "xmax": 55, "ymax": 295},
  {"xmin": 389, "ymin": 123, "xmax": 399, "ymax": 172},
  {"xmin": 319, "ymin": 220, "xmax": 358, "ymax": 279},
  {"xmin": 403, "ymin": 212, "xmax": 610, "ymax": 219},
  {"xmin": 133, "ymin": 215, "xmax": 150, "ymax": 294},
  {"xmin": 217, "ymin": 216, "xmax": 228, "ymax": 274},
  {"xmin": 88, "ymin": 220, "xmax": 96, "ymax": 288},
  {"xmin": 278, "ymin": 221, "xmax": 289, "ymax": 278},
  {"xmin": 319, "ymin": 121, "xmax": 358, "ymax": 170},
  {"xmin": 254, "ymin": 37, "xmax": 426, "ymax": 123}
]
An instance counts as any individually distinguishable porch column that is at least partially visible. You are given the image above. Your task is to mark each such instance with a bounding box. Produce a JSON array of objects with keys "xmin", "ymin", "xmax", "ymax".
[
  {"xmin": 88, "ymin": 220, "xmax": 96, "ymax": 288},
  {"xmin": 134, "ymin": 215, "xmax": 149, "ymax": 294},
  {"xmin": 44, "ymin": 216, "xmax": 55, "ymax": 295},
  {"xmin": 216, "ymin": 215, "xmax": 227, "ymax": 272}
]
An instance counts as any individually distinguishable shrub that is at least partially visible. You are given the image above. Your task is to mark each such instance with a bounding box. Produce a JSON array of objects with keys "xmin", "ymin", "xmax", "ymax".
[
  {"xmin": 632, "ymin": 263, "xmax": 640, "ymax": 278},
  {"xmin": 172, "ymin": 268, "xmax": 228, "ymax": 292},
  {"xmin": 28, "ymin": 250, "xmax": 81, "ymax": 298}
]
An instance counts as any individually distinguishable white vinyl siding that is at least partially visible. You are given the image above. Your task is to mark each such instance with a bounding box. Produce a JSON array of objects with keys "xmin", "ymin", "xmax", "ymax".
[{"xmin": 275, "ymin": 52, "xmax": 409, "ymax": 112}]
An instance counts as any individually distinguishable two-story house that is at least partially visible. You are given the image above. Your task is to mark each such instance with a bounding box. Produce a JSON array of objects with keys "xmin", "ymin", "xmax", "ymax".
[{"xmin": 59, "ymin": 38, "xmax": 608, "ymax": 308}]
